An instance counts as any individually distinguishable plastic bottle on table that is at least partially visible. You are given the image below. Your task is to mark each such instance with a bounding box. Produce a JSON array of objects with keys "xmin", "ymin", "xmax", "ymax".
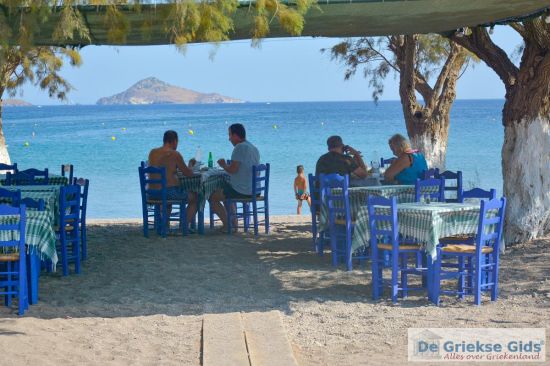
[{"xmin": 195, "ymin": 146, "xmax": 202, "ymax": 165}]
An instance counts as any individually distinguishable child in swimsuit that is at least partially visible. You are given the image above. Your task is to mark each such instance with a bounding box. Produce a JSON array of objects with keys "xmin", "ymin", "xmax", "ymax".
[{"xmin": 294, "ymin": 165, "xmax": 311, "ymax": 215}]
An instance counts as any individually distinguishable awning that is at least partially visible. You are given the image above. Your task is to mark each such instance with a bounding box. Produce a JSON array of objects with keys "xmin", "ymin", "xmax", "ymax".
[{"xmin": 3, "ymin": 0, "xmax": 549, "ymax": 46}]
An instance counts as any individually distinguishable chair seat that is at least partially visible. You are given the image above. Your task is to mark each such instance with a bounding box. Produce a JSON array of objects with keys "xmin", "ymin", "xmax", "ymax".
[
  {"xmin": 378, "ymin": 243, "xmax": 421, "ymax": 251},
  {"xmin": 229, "ymin": 196, "xmax": 264, "ymax": 202},
  {"xmin": 54, "ymin": 225, "xmax": 75, "ymax": 232},
  {"xmin": 442, "ymin": 244, "xmax": 493, "ymax": 254},
  {"xmin": 0, "ymin": 253, "xmax": 19, "ymax": 262},
  {"xmin": 146, "ymin": 199, "xmax": 186, "ymax": 205},
  {"xmin": 440, "ymin": 234, "xmax": 475, "ymax": 242},
  {"xmin": 335, "ymin": 218, "xmax": 355, "ymax": 225}
]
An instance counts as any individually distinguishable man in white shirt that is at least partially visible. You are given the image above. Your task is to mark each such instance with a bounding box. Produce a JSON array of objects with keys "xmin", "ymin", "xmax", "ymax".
[{"xmin": 209, "ymin": 123, "xmax": 260, "ymax": 231}]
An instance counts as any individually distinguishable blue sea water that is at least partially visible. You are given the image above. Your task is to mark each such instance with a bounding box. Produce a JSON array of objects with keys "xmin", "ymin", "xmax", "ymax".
[{"xmin": 2, "ymin": 100, "xmax": 504, "ymax": 218}]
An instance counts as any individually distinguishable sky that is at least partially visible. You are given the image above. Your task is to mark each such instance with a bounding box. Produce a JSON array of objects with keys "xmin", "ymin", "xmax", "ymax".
[{"xmin": 14, "ymin": 26, "xmax": 522, "ymax": 105}]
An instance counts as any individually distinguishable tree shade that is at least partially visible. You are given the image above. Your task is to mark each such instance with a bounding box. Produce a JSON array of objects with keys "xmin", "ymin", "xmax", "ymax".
[{"xmin": 2, "ymin": 0, "xmax": 549, "ymax": 46}]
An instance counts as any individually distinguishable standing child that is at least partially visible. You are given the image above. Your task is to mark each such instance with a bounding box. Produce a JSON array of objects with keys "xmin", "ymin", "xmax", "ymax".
[{"xmin": 294, "ymin": 165, "xmax": 311, "ymax": 215}]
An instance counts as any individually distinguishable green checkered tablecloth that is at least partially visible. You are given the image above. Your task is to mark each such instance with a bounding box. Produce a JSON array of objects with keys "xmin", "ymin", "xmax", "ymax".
[
  {"xmin": 0, "ymin": 211, "xmax": 58, "ymax": 267},
  {"xmin": 0, "ymin": 173, "xmax": 68, "ymax": 186},
  {"xmin": 352, "ymin": 202, "xmax": 481, "ymax": 259},
  {"xmin": 178, "ymin": 170, "xmax": 229, "ymax": 212},
  {"xmin": 319, "ymin": 185, "xmax": 415, "ymax": 232},
  {"xmin": 2, "ymin": 186, "xmax": 59, "ymax": 223}
]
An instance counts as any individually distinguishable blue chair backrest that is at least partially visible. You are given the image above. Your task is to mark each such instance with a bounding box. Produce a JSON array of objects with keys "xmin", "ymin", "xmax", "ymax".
[
  {"xmin": 59, "ymin": 185, "xmax": 81, "ymax": 227},
  {"xmin": 19, "ymin": 197, "xmax": 45, "ymax": 211},
  {"xmin": 8, "ymin": 168, "xmax": 49, "ymax": 185},
  {"xmin": 61, "ymin": 164, "xmax": 74, "ymax": 183},
  {"xmin": 320, "ymin": 173, "xmax": 351, "ymax": 228},
  {"xmin": 436, "ymin": 170, "xmax": 463, "ymax": 202},
  {"xmin": 380, "ymin": 157, "xmax": 396, "ymax": 168},
  {"xmin": 415, "ymin": 178, "xmax": 445, "ymax": 202},
  {"xmin": 475, "ymin": 197, "xmax": 506, "ymax": 253},
  {"xmin": 0, "ymin": 162, "xmax": 17, "ymax": 173},
  {"xmin": 308, "ymin": 174, "xmax": 321, "ymax": 211},
  {"xmin": 252, "ymin": 164, "xmax": 270, "ymax": 198},
  {"xmin": 0, "ymin": 204, "xmax": 26, "ymax": 255},
  {"xmin": 367, "ymin": 195, "xmax": 398, "ymax": 248},
  {"xmin": 423, "ymin": 168, "xmax": 440, "ymax": 179},
  {"xmin": 462, "ymin": 187, "xmax": 497, "ymax": 201},
  {"xmin": 6, "ymin": 171, "xmax": 35, "ymax": 185},
  {"xmin": 73, "ymin": 177, "xmax": 89, "ymax": 221},
  {"xmin": 139, "ymin": 165, "xmax": 167, "ymax": 202},
  {"xmin": 0, "ymin": 188, "xmax": 21, "ymax": 207}
]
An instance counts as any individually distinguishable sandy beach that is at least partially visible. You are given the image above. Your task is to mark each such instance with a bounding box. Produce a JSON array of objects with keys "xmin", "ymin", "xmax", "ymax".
[{"xmin": 0, "ymin": 216, "xmax": 548, "ymax": 365}]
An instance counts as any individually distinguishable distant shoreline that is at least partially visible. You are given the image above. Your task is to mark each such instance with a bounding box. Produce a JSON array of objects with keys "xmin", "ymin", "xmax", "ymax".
[{"xmin": 4, "ymin": 98, "xmax": 506, "ymax": 107}]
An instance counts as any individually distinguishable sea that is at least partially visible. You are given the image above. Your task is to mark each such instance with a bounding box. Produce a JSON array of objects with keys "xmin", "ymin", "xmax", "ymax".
[{"xmin": 2, "ymin": 100, "xmax": 504, "ymax": 218}]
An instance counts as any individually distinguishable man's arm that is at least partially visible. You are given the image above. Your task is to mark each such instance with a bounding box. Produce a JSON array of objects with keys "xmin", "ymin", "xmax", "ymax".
[
  {"xmin": 175, "ymin": 152, "xmax": 194, "ymax": 177},
  {"xmin": 217, "ymin": 159, "xmax": 240, "ymax": 174}
]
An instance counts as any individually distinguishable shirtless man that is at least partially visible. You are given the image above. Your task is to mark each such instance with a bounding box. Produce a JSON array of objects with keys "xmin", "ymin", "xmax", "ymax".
[{"xmin": 148, "ymin": 130, "xmax": 198, "ymax": 224}]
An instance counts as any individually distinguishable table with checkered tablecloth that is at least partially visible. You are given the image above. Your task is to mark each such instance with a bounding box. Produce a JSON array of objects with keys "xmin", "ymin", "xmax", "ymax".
[
  {"xmin": 319, "ymin": 185, "xmax": 416, "ymax": 232},
  {"xmin": 178, "ymin": 170, "xmax": 229, "ymax": 212},
  {"xmin": 0, "ymin": 173, "xmax": 68, "ymax": 186},
  {"xmin": 0, "ymin": 211, "xmax": 58, "ymax": 265},
  {"xmin": 1, "ymin": 186, "xmax": 59, "ymax": 224},
  {"xmin": 351, "ymin": 202, "xmax": 481, "ymax": 259}
]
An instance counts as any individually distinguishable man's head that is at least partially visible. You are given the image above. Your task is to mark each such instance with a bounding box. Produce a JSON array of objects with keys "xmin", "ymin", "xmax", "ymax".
[
  {"xmin": 327, "ymin": 135, "xmax": 345, "ymax": 154},
  {"xmin": 163, "ymin": 130, "xmax": 178, "ymax": 150},
  {"xmin": 296, "ymin": 165, "xmax": 304, "ymax": 174},
  {"xmin": 228, "ymin": 123, "xmax": 246, "ymax": 146}
]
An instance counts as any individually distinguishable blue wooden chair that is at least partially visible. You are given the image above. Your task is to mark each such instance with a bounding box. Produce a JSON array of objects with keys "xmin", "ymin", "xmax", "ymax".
[
  {"xmin": 61, "ymin": 164, "xmax": 74, "ymax": 184},
  {"xmin": 320, "ymin": 174, "xmax": 368, "ymax": 271},
  {"xmin": 368, "ymin": 196, "xmax": 426, "ymax": 303},
  {"xmin": 138, "ymin": 164, "xmax": 188, "ymax": 238},
  {"xmin": 433, "ymin": 197, "xmax": 506, "ymax": 305},
  {"xmin": 225, "ymin": 164, "xmax": 270, "ymax": 235},
  {"xmin": 0, "ymin": 163, "xmax": 17, "ymax": 173},
  {"xmin": 440, "ymin": 187, "xmax": 497, "ymax": 246},
  {"xmin": 423, "ymin": 168, "xmax": 439, "ymax": 179},
  {"xmin": 19, "ymin": 197, "xmax": 45, "ymax": 211},
  {"xmin": 308, "ymin": 173, "xmax": 327, "ymax": 254},
  {"xmin": 57, "ymin": 185, "xmax": 81, "ymax": 276},
  {"xmin": 6, "ymin": 171, "xmax": 35, "ymax": 186},
  {"xmin": 436, "ymin": 170, "xmax": 463, "ymax": 203},
  {"xmin": 414, "ymin": 178, "xmax": 445, "ymax": 202},
  {"xmin": 0, "ymin": 188, "xmax": 21, "ymax": 207},
  {"xmin": 380, "ymin": 157, "xmax": 396, "ymax": 168},
  {"xmin": 0, "ymin": 204, "xmax": 28, "ymax": 315},
  {"xmin": 19, "ymin": 168, "xmax": 49, "ymax": 185},
  {"xmin": 73, "ymin": 178, "xmax": 89, "ymax": 260}
]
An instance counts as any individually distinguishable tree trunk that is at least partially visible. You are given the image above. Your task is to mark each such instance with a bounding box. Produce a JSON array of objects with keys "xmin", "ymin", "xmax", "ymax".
[
  {"xmin": 0, "ymin": 100, "xmax": 12, "ymax": 165},
  {"xmin": 501, "ymin": 116, "xmax": 550, "ymax": 242},
  {"xmin": 501, "ymin": 47, "xmax": 550, "ymax": 243},
  {"xmin": 404, "ymin": 110, "xmax": 450, "ymax": 170}
]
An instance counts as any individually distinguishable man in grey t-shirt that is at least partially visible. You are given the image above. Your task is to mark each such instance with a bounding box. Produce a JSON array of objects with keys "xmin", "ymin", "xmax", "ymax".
[{"xmin": 209, "ymin": 123, "xmax": 260, "ymax": 231}]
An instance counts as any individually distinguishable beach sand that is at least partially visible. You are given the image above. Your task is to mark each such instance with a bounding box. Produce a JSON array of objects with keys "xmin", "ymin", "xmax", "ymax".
[{"xmin": 0, "ymin": 216, "xmax": 548, "ymax": 365}]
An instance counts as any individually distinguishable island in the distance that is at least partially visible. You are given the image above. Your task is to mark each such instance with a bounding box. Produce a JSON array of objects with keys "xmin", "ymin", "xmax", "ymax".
[
  {"xmin": 96, "ymin": 77, "xmax": 244, "ymax": 105},
  {"xmin": 3, "ymin": 99, "xmax": 33, "ymax": 107}
]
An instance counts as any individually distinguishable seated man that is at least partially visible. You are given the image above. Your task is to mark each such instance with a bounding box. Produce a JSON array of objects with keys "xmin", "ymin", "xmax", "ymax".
[
  {"xmin": 383, "ymin": 133, "xmax": 428, "ymax": 184},
  {"xmin": 315, "ymin": 135, "xmax": 368, "ymax": 180},
  {"xmin": 209, "ymin": 123, "xmax": 260, "ymax": 231},
  {"xmin": 148, "ymin": 130, "xmax": 198, "ymax": 225}
]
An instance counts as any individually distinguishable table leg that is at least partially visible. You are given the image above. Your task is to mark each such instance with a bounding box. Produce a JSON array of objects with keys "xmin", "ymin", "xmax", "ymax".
[
  {"xmin": 426, "ymin": 254, "xmax": 434, "ymax": 304},
  {"xmin": 198, "ymin": 210, "xmax": 205, "ymax": 235}
]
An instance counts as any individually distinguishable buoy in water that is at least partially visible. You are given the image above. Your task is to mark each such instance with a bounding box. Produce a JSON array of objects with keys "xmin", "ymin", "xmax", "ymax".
[
  {"xmin": 111, "ymin": 136, "xmax": 116, "ymax": 141},
  {"xmin": 24, "ymin": 141, "xmax": 30, "ymax": 147}
]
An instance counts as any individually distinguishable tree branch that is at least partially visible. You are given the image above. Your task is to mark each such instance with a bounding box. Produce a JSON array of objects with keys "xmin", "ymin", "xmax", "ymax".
[
  {"xmin": 429, "ymin": 41, "xmax": 463, "ymax": 109},
  {"xmin": 398, "ymin": 35, "xmax": 419, "ymax": 116},
  {"xmin": 450, "ymin": 27, "xmax": 518, "ymax": 89},
  {"xmin": 509, "ymin": 22, "xmax": 527, "ymax": 39}
]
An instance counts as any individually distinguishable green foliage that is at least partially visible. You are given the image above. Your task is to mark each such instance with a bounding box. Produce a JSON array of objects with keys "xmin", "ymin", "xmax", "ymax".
[{"xmin": 326, "ymin": 35, "xmax": 473, "ymax": 102}]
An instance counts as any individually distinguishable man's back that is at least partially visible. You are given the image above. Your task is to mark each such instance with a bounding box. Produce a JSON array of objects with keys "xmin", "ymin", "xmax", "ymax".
[
  {"xmin": 230, "ymin": 140, "xmax": 260, "ymax": 195},
  {"xmin": 148, "ymin": 147, "xmax": 181, "ymax": 187},
  {"xmin": 315, "ymin": 151, "xmax": 358, "ymax": 177}
]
